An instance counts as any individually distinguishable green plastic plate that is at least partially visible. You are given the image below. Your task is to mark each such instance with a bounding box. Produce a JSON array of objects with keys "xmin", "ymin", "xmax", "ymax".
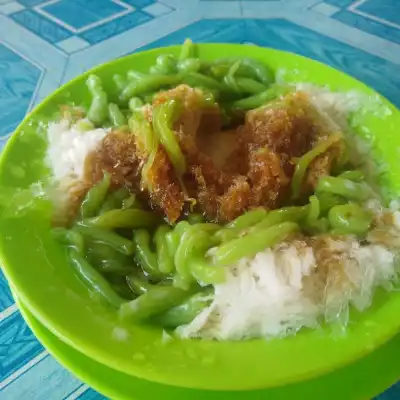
[
  {"xmin": 15, "ymin": 292, "xmax": 400, "ymax": 400},
  {"xmin": 0, "ymin": 44, "xmax": 399, "ymax": 390}
]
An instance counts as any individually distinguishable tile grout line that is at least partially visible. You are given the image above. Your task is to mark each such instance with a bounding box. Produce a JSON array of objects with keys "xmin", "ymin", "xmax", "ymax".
[
  {"xmin": 34, "ymin": 0, "xmax": 134, "ymax": 34},
  {"xmin": 63, "ymin": 8, "xmax": 200, "ymax": 82},
  {"xmin": 286, "ymin": 9, "xmax": 400, "ymax": 66},
  {"xmin": 0, "ymin": 350, "xmax": 49, "ymax": 391},
  {"xmin": 0, "ymin": 14, "xmax": 68, "ymax": 67},
  {"xmin": 63, "ymin": 384, "xmax": 90, "ymax": 400},
  {"xmin": 0, "ymin": 303, "xmax": 18, "ymax": 321},
  {"xmin": 349, "ymin": 8, "xmax": 400, "ymax": 30}
]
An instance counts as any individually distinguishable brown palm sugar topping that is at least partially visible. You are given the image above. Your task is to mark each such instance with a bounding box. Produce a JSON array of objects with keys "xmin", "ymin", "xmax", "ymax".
[{"xmin": 82, "ymin": 87, "xmax": 342, "ymax": 223}]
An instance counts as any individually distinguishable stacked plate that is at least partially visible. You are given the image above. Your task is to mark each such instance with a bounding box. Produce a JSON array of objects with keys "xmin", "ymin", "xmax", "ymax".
[
  {"xmin": 7, "ymin": 292, "xmax": 399, "ymax": 400},
  {"xmin": 0, "ymin": 44, "xmax": 399, "ymax": 399},
  {"xmin": 12, "ymin": 293, "xmax": 400, "ymax": 400}
]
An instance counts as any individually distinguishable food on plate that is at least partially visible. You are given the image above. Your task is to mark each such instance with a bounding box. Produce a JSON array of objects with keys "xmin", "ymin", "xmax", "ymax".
[{"xmin": 43, "ymin": 40, "xmax": 399, "ymax": 340}]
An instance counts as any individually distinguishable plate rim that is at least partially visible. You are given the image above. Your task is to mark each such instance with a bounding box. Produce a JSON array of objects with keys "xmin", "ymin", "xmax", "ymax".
[{"xmin": 13, "ymin": 290, "xmax": 400, "ymax": 400}]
